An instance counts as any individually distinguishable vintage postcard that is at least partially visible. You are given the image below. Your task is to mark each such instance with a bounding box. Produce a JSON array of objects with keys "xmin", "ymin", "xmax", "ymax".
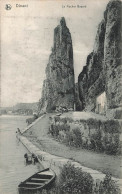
[{"xmin": 0, "ymin": 0, "xmax": 121, "ymax": 193}]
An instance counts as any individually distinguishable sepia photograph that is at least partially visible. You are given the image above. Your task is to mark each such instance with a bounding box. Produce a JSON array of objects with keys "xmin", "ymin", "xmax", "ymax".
[{"xmin": 0, "ymin": 0, "xmax": 122, "ymax": 193}]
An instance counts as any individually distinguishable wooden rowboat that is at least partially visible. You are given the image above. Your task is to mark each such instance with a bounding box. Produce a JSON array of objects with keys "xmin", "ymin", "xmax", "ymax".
[{"xmin": 18, "ymin": 168, "xmax": 56, "ymax": 193}]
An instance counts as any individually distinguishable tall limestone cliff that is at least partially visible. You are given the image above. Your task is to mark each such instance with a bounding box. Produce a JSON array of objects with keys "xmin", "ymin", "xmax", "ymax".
[
  {"xmin": 39, "ymin": 17, "xmax": 75, "ymax": 112},
  {"xmin": 78, "ymin": 18, "xmax": 106, "ymax": 111},
  {"xmin": 104, "ymin": 0, "xmax": 121, "ymax": 109},
  {"xmin": 78, "ymin": 0, "xmax": 121, "ymax": 116}
]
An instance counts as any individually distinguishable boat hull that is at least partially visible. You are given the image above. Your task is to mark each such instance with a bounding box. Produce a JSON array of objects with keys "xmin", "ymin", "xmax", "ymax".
[{"xmin": 18, "ymin": 168, "xmax": 56, "ymax": 193}]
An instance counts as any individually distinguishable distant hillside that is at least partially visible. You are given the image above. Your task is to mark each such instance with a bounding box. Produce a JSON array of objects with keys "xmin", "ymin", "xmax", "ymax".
[
  {"xmin": 13, "ymin": 102, "xmax": 38, "ymax": 111},
  {"xmin": 0, "ymin": 107, "xmax": 13, "ymax": 111}
]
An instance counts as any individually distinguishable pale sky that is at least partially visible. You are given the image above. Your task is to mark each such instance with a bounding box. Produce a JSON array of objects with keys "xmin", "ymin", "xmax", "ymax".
[{"xmin": 1, "ymin": 0, "xmax": 110, "ymax": 107}]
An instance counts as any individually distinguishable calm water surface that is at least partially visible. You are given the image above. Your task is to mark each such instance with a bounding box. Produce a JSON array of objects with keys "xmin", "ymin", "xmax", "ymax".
[{"xmin": 0, "ymin": 115, "xmax": 43, "ymax": 194}]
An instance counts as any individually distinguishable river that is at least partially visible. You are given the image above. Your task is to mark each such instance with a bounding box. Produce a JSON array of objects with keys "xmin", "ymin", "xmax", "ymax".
[{"xmin": 0, "ymin": 115, "xmax": 43, "ymax": 194}]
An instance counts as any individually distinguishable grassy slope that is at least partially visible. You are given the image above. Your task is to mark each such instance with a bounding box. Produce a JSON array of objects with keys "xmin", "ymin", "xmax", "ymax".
[{"xmin": 23, "ymin": 114, "xmax": 122, "ymax": 178}]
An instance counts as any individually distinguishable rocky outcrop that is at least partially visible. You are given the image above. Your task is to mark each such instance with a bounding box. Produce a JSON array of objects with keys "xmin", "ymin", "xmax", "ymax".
[
  {"xmin": 39, "ymin": 17, "xmax": 75, "ymax": 112},
  {"xmin": 104, "ymin": 0, "xmax": 122, "ymax": 109},
  {"xmin": 78, "ymin": 0, "xmax": 122, "ymax": 114},
  {"xmin": 75, "ymin": 83, "xmax": 82, "ymax": 111}
]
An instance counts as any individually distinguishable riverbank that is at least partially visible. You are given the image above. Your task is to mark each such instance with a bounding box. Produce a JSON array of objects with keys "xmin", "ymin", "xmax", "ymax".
[
  {"xmin": 18, "ymin": 132, "xmax": 122, "ymax": 190},
  {"xmin": 23, "ymin": 113, "xmax": 122, "ymax": 179}
]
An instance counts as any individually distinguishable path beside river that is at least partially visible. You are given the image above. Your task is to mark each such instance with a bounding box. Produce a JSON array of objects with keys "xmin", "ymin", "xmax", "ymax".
[{"xmin": 23, "ymin": 114, "xmax": 122, "ymax": 179}]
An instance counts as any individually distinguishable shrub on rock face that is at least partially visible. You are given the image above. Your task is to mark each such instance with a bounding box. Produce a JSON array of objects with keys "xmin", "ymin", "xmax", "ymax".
[
  {"xmin": 49, "ymin": 116, "xmax": 121, "ymax": 155},
  {"xmin": 49, "ymin": 123, "xmax": 70, "ymax": 138},
  {"xmin": 61, "ymin": 117, "xmax": 68, "ymax": 124},
  {"xmin": 104, "ymin": 134, "xmax": 120, "ymax": 155},
  {"xmin": 65, "ymin": 131, "xmax": 74, "ymax": 146},
  {"xmin": 58, "ymin": 163, "xmax": 93, "ymax": 194},
  {"xmin": 63, "ymin": 124, "xmax": 70, "ymax": 132},
  {"xmin": 90, "ymin": 129, "xmax": 103, "ymax": 152},
  {"xmin": 72, "ymin": 128, "xmax": 82, "ymax": 147},
  {"xmin": 26, "ymin": 117, "xmax": 35, "ymax": 125},
  {"xmin": 41, "ymin": 166, "xmax": 121, "ymax": 194},
  {"xmin": 51, "ymin": 105, "xmax": 56, "ymax": 111},
  {"xmin": 33, "ymin": 114, "xmax": 38, "ymax": 120},
  {"xmin": 98, "ymin": 174, "xmax": 121, "ymax": 194},
  {"xmin": 88, "ymin": 126, "xmax": 121, "ymax": 155},
  {"xmin": 103, "ymin": 120, "xmax": 121, "ymax": 133},
  {"xmin": 65, "ymin": 128, "xmax": 83, "ymax": 147}
]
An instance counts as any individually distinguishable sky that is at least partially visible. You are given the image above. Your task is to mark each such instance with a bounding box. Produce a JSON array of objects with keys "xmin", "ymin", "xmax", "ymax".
[{"xmin": 1, "ymin": 0, "xmax": 110, "ymax": 107}]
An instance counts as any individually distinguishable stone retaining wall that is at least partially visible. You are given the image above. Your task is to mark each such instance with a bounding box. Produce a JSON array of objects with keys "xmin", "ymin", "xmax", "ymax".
[
  {"xmin": 20, "ymin": 115, "xmax": 44, "ymax": 134},
  {"xmin": 17, "ymin": 134, "xmax": 122, "ymax": 191}
]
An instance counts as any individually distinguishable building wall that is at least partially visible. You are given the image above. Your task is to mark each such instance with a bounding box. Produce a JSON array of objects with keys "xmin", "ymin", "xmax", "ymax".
[{"xmin": 95, "ymin": 92, "xmax": 107, "ymax": 114}]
